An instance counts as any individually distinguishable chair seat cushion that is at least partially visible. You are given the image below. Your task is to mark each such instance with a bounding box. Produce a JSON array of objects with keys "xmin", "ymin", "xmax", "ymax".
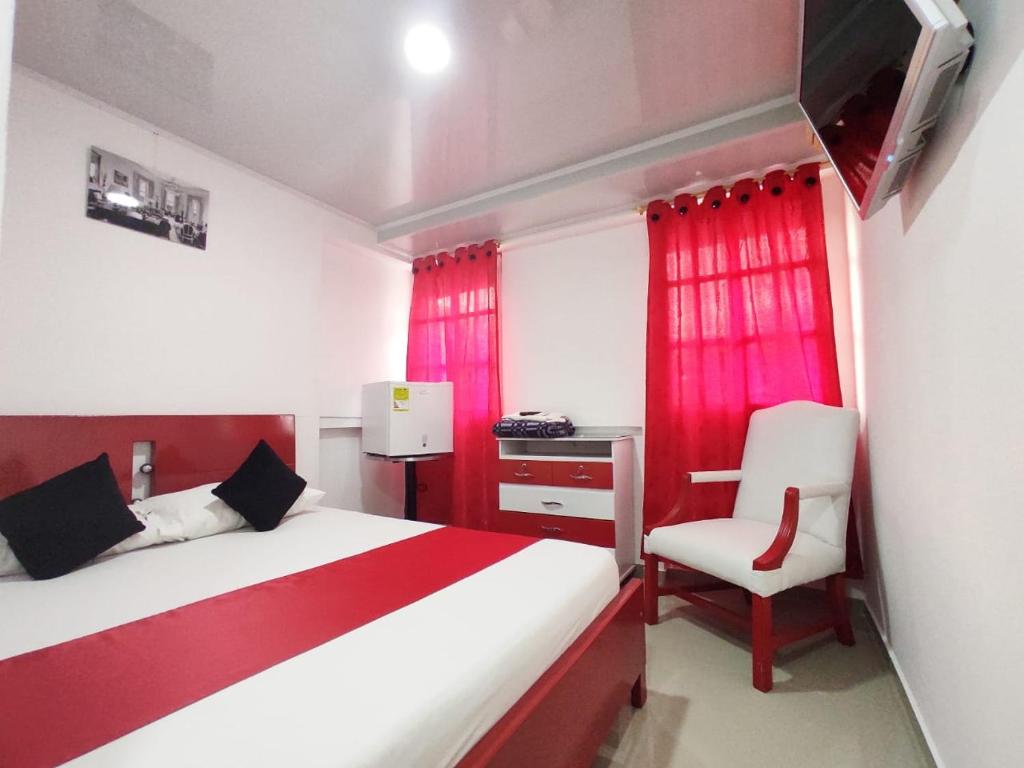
[{"xmin": 645, "ymin": 518, "xmax": 845, "ymax": 597}]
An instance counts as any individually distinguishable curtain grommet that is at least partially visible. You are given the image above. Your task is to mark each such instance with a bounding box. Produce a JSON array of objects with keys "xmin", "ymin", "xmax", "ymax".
[
  {"xmin": 771, "ymin": 186, "xmax": 783, "ymax": 196},
  {"xmin": 804, "ymin": 176, "xmax": 818, "ymax": 187},
  {"xmin": 739, "ymin": 193, "xmax": 751, "ymax": 204},
  {"xmin": 650, "ymin": 212, "xmax": 661, "ymax": 222},
  {"xmin": 711, "ymin": 199, "xmax": 722, "ymax": 209},
  {"xmin": 678, "ymin": 205, "xmax": 688, "ymax": 216}
]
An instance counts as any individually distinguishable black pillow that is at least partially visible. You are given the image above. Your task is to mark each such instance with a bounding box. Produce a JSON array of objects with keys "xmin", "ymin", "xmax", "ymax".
[
  {"xmin": 0, "ymin": 453, "xmax": 144, "ymax": 580},
  {"xmin": 213, "ymin": 440, "xmax": 306, "ymax": 531}
]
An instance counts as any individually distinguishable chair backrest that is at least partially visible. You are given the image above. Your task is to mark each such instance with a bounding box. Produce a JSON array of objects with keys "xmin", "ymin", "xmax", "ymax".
[{"xmin": 732, "ymin": 401, "xmax": 859, "ymax": 549}]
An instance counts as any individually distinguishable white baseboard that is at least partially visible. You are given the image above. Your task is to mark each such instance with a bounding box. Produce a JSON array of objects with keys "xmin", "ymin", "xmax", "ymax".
[{"xmin": 862, "ymin": 602, "xmax": 946, "ymax": 768}]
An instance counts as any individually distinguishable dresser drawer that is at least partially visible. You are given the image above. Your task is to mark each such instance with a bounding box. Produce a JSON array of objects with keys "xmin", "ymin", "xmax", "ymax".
[
  {"xmin": 551, "ymin": 461, "xmax": 613, "ymax": 490},
  {"xmin": 496, "ymin": 510, "xmax": 614, "ymax": 547},
  {"xmin": 498, "ymin": 483, "xmax": 614, "ymax": 521},
  {"xmin": 498, "ymin": 459, "xmax": 553, "ymax": 485}
]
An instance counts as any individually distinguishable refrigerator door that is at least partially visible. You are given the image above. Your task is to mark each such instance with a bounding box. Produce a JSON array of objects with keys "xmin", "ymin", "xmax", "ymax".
[{"xmin": 388, "ymin": 382, "xmax": 453, "ymax": 455}]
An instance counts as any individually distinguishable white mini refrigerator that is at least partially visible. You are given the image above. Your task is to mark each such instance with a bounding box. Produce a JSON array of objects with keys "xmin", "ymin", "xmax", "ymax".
[{"xmin": 361, "ymin": 381, "xmax": 453, "ymax": 457}]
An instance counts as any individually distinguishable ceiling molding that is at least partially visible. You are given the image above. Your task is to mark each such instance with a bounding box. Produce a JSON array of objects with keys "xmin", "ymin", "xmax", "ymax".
[
  {"xmin": 499, "ymin": 207, "xmax": 641, "ymax": 255},
  {"xmin": 494, "ymin": 151, "xmax": 828, "ymax": 258},
  {"xmin": 376, "ymin": 95, "xmax": 803, "ymax": 245}
]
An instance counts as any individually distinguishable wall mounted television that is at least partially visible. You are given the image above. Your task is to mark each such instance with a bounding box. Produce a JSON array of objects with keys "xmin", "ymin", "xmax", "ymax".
[{"xmin": 799, "ymin": 0, "xmax": 973, "ymax": 219}]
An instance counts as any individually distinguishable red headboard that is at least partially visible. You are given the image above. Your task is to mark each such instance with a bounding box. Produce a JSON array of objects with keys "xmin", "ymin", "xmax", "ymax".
[{"xmin": 0, "ymin": 415, "xmax": 296, "ymax": 501}]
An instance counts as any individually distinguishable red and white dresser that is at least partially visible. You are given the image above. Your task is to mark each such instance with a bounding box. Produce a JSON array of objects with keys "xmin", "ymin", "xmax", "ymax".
[{"xmin": 494, "ymin": 433, "xmax": 637, "ymax": 571}]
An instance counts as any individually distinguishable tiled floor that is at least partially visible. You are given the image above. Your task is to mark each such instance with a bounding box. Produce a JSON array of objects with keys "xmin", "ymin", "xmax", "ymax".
[{"xmin": 596, "ymin": 589, "xmax": 934, "ymax": 768}]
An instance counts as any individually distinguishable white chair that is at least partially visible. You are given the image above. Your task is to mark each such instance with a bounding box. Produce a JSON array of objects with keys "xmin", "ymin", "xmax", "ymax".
[{"xmin": 643, "ymin": 400, "xmax": 860, "ymax": 692}]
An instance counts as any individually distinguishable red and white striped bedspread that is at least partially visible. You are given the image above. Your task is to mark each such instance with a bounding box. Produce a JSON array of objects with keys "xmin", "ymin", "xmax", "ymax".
[{"xmin": 0, "ymin": 507, "xmax": 618, "ymax": 767}]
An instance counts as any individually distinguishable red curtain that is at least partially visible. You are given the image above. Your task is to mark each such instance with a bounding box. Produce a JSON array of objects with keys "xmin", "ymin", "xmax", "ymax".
[
  {"xmin": 406, "ymin": 240, "xmax": 501, "ymax": 530},
  {"xmin": 643, "ymin": 163, "xmax": 843, "ymax": 531}
]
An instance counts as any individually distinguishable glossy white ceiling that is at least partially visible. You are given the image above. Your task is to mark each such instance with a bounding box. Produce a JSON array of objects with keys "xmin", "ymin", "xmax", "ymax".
[{"xmin": 13, "ymin": 0, "xmax": 818, "ymax": 256}]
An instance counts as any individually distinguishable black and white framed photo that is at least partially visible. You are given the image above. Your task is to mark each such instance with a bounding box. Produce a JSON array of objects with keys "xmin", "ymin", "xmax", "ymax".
[{"xmin": 86, "ymin": 146, "xmax": 209, "ymax": 250}]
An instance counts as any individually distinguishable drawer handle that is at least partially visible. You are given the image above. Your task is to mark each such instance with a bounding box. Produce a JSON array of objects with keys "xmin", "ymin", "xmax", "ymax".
[
  {"xmin": 514, "ymin": 463, "xmax": 534, "ymax": 479},
  {"xmin": 541, "ymin": 500, "xmax": 563, "ymax": 508},
  {"xmin": 541, "ymin": 525, "xmax": 564, "ymax": 534},
  {"xmin": 568, "ymin": 464, "xmax": 593, "ymax": 481}
]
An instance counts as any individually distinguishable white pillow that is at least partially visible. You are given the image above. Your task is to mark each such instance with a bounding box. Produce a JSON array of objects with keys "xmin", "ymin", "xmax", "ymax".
[
  {"xmin": 103, "ymin": 507, "xmax": 164, "ymax": 556},
  {"xmin": 286, "ymin": 486, "xmax": 327, "ymax": 517},
  {"xmin": 0, "ymin": 532, "xmax": 22, "ymax": 576},
  {"xmin": 131, "ymin": 483, "xmax": 244, "ymax": 542},
  {"xmin": 130, "ymin": 484, "xmax": 326, "ymax": 542},
  {"xmin": 0, "ymin": 485, "xmax": 327, "ymax": 577}
]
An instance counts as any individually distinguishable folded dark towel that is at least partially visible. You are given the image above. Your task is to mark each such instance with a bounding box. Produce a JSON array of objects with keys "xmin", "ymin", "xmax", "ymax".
[{"xmin": 492, "ymin": 417, "xmax": 575, "ymax": 438}]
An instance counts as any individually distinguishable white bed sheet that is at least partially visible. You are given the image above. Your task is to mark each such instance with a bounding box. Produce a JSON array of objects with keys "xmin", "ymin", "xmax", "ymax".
[{"xmin": 0, "ymin": 507, "xmax": 619, "ymax": 767}]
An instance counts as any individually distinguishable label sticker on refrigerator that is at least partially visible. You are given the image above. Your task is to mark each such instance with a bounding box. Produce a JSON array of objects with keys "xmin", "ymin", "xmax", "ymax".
[{"xmin": 392, "ymin": 386, "xmax": 410, "ymax": 411}]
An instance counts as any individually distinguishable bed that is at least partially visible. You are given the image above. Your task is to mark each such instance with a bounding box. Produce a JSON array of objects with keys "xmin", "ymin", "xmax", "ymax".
[{"xmin": 0, "ymin": 415, "xmax": 646, "ymax": 768}]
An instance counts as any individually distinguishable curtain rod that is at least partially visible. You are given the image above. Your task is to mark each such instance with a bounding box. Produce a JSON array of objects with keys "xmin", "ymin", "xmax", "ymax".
[
  {"xmin": 634, "ymin": 160, "xmax": 832, "ymax": 215},
  {"xmin": 417, "ymin": 160, "xmax": 831, "ymax": 255}
]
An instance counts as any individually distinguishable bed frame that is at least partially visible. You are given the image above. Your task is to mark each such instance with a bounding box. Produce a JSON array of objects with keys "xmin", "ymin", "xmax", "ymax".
[
  {"xmin": 0, "ymin": 414, "xmax": 296, "ymax": 500},
  {"xmin": 0, "ymin": 414, "xmax": 645, "ymax": 768}
]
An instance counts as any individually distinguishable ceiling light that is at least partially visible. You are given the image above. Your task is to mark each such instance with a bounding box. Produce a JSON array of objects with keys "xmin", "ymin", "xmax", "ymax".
[{"xmin": 404, "ymin": 24, "xmax": 450, "ymax": 74}]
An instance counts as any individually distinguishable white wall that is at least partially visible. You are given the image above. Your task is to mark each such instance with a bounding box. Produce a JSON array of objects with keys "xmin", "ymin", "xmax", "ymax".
[
  {"xmin": 853, "ymin": 4, "xmax": 1024, "ymax": 765},
  {"xmin": 0, "ymin": 0, "xmax": 13, "ymax": 236},
  {"xmin": 0, "ymin": 69, "xmax": 410, "ymax": 509},
  {"xmin": 820, "ymin": 170, "xmax": 858, "ymax": 410},
  {"xmin": 502, "ymin": 219, "xmax": 649, "ymax": 427},
  {"xmin": 317, "ymin": 238, "xmax": 409, "ymax": 516}
]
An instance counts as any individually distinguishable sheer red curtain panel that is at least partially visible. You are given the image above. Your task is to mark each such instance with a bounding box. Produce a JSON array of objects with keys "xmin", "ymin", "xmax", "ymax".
[
  {"xmin": 406, "ymin": 240, "xmax": 501, "ymax": 529},
  {"xmin": 643, "ymin": 163, "xmax": 844, "ymax": 532}
]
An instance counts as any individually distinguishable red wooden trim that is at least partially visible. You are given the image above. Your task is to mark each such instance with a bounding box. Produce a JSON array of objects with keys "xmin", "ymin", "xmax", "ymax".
[
  {"xmin": 752, "ymin": 595, "xmax": 774, "ymax": 692},
  {"xmin": 0, "ymin": 415, "xmax": 296, "ymax": 502},
  {"xmin": 458, "ymin": 580, "xmax": 646, "ymax": 768},
  {"xmin": 827, "ymin": 573, "xmax": 855, "ymax": 646},
  {"xmin": 675, "ymin": 588, "xmax": 752, "ymax": 633},
  {"xmin": 648, "ymin": 555, "xmax": 854, "ymax": 691},
  {"xmin": 752, "ymin": 486, "xmax": 800, "ymax": 571},
  {"xmin": 662, "ymin": 561, "xmax": 707, "ymax": 575},
  {"xmin": 631, "ymin": 671, "xmax": 647, "ymax": 708},
  {"xmin": 550, "ymin": 461, "xmax": 613, "ymax": 490},
  {"xmin": 643, "ymin": 553, "xmax": 659, "ymax": 625},
  {"xmin": 670, "ymin": 580, "xmax": 734, "ymax": 594},
  {"xmin": 498, "ymin": 460, "xmax": 553, "ymax": 486},
  {"xmin": 495, "ymin": 510, "xmax": 614, "ymax": 547}
]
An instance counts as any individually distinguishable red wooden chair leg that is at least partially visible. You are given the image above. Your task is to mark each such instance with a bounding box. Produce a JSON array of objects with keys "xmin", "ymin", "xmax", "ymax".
[
  {"xmin": 752, "ymin": 595, "xmax": 774, "ymax": 692},
  {"xmin": 827, "ymin": 574, "xmax": 855, "ymax": 646},
  {"xmin": 643, "ymin": 553, "xmax": 660, "ymax": 626},
  {"xmin": 631, "ymin": 671, "xmax": 647, "ymax": 708}
]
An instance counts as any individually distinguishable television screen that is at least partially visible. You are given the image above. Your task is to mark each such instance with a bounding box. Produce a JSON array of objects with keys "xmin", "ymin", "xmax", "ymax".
[{"xmin": 800, "ymin": 0, "xmax": 923, "ymax": 207}]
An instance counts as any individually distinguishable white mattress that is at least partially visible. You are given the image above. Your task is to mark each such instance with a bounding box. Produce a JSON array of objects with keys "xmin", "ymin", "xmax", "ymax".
[{"xmin": 0, "ymin": 507, "xmax": 619, "ymax": 767}]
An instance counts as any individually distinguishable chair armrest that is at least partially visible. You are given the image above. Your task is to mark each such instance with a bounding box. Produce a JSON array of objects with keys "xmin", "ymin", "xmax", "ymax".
[
  {"xmin": 688, "ymin": 469, "xmax": 742, "ymax": 484},
  {"xmin": 796, "ymin": 481, "xmax": 850, "ymax": 500},
  {"xmin": 752, "ymin": 482, "xmax": 851, "ymax": 570},
  {"xmin": 752, "ymin": 487, "xmax": 800, "ymax": 571}
]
